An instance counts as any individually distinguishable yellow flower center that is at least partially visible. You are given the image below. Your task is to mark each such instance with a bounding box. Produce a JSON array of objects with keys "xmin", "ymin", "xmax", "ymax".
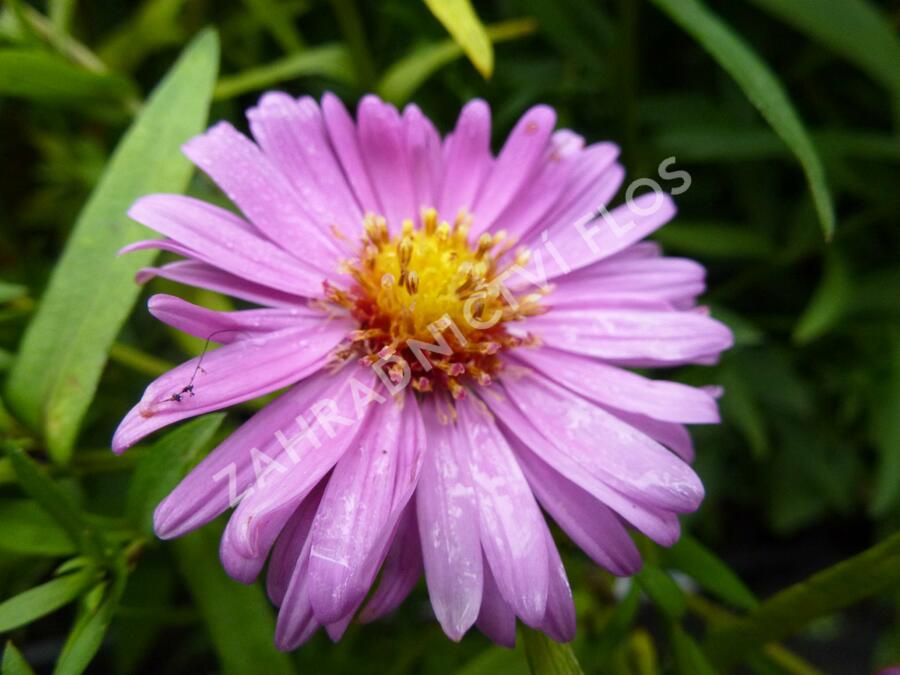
[{"xmin": 327, "ymin": 208, "xmax": 545, "ymax": 397}]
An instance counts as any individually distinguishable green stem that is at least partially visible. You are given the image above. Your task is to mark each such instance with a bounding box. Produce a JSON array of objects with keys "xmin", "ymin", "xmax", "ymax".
[
  {"xmin": 704, "ymin": 530, "xmax": 900, "ymax": 667},
  {"xmin": 109, "ymin": 342, "xmax": 174, "ymax": 378},
  {"xmin": 328, "ymin": 0, "xmax": 375, "ymax": 89}
]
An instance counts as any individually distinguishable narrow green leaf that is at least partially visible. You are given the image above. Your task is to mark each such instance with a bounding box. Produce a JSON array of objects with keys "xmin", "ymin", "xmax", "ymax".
[
  {"xmin": 793, "ymin": 251, "xmax": 851, "ymax": 344},
  {"xmin": 520, "ymin": 626, "xmax": 583, "ymax": 675},
  {"xmin": 671, "ymin": 625, "xmax": 718, "ymax": 675},
  {"xmin": 743, "ymin": 0, "xmax": 900, "ymax": 109},
  {"xmin": 240, "ymin": 0, "xmax": 304, "ymax": 53},
  {"xmin": 594, "ymin": 584, "xmax": 641, "ymax": 664},
  {"xmin": 635, "ymin": 564, "xmax": 687, "ymax": 620},
  {"xmin": 648, "ymin": 0, "xmax": 835, "ymax": 238},
  {"xmin": 704, "ymin": 529, "xmax": 900, "ymax": 667},
  {"xmin": 0, "ymin": 567, "xmax": 97, "ymax": 632},
  {"xmin": 663, "ymin": 535, "xmax": 757, "ymax": 611},
  {"xmin": 96, "ymin": 0, "xmax": 189, "ymax": 72},
  {"xmin": 126, "ymin": 414, "xmax": 224, "ymax": 535},
  {"xmin": 4, "ymin": 29, "xmax": 220, "ymax": 463},
  {"xmin": 455, "ymin": 646, "xmax": 530, "ymax": 675},
  {"xmin": 0, "ymin": 281, "xmax": 27, "ymax": 304},
  {"xmin": 2, "ymin": 642, "xmax": 37, "ymax": 675},
  {"xmin": 719, "ymin": 357, "xmax": 769, "ymax": 458},
  {"xmin": 378, "ymin": 18, "xmax": 537, "ymax": 104},
  {"xmin": 0, "ymin": 499, "xmax": 77, "ymax": 556},
  {"xmin": 0, "ymin": 50, "xmax": 134, "ymax": 102},
  {"xmin": 4, "ymin": 445, "xmax": 101, "ymax": 556},
  {"xmin": 869, "ymin": 342, "xmax": 900, "ymax": 515},
  {"xmin": 214, "ymin": 43, "xmax": 353, "ymax": 100},
  {"xmin": 53, "ymin": 583, "xmax": 120, "ymax": 675},
  {"xmin": 423, "ymin": 0, "xmax": 493, "ymax": 78},
  {"xmin": 173, "ymin": 528, "xmax": 294, "ymax": 675}
]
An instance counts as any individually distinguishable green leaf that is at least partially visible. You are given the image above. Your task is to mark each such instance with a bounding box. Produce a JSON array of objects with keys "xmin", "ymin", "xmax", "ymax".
[
  {"xmin": 869, "ymin": 342, "xmax": 900, "ymax": 515},
  {"xmin": 173, "ymin": 528, "xmax": 294, "ymax": 675},
  {"xmin": 743, "ymin": 0, "xmax": 900, "ymax": 112},
  {"xmin": 378, "ymin": 18, "xmax": 537, "ymax": 104},
  {"xmin": 0, "ymin": 567, "xmax": 98, "ymax": 632},
  {"xmin": 648, "ymin": 0, "xmax": 835, "ymax": 238},
  {"xmin": 2, "ymin": 642, "xmax": 37, "ymax": 675},
  {"xmin": 3, "ymin": 445, "xmax": 103, "ymax": 557},
  {"xmin": 663, "ymin": 535, "xmax": 757, "ymax": 611},
  {"xmin": 635, "ymin": 564, "xmax": 686, "ymax": 620},
  {"xmin": 214, "ymin": 43, "xmax": 353, "ymax": 100},
  {"xmin": 456, "ymin": 646, "xmax": 530, "ymax": 675},
  {"xmin": 53, "ymin": 582, "xmax": 120, "ymax": 675},
  {"xmin": 671, "ymin": 625, "xmax": 718, "ymax": 675},
  {"xmin": 0, "ymin": 50, "xmax": 134, "ymax": 103},
  {"xmin": 520, "ymin": 626, "xmax": 583, "ymax": 675},
  {"xmin": 126, "ymin": 414, "xmax": 224, "ymax": 535},
  {"xmin": 593, "ymin": 584, "xmax": 641, "ymax": 664},
  {"xmin": 0, "ymin": 499, "xmax": 77, "ymax": 556},
  {"xmin": 793, "ymin": 251, "xmax": 851, "ymax": 344},
  {"xmin": 0, "ymin": 281, "xmax": 27, "ymax": 304},
  {"xmin": 704, "ymin": 529, "xmax": 900, "ymax": 667},
  {"xmin": 239, "ymin": 0, "xmax": 304, "ymax": 53},
  {"xmin": 423, "ymin": 0, "xmax": 493, "ymax": 78},
  {"xmin": 4, "ymin": 29, "xmax": 220, "ymax": 463},
  {"xmin": 719, "ymin": 356, "xmax": 769, "ymax": 459}
]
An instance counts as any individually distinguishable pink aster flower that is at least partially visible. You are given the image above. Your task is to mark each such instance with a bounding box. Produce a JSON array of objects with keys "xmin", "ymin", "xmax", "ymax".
[{"xmin": 113, "ymin": 92, "xmax": 732, "ymax": 649}]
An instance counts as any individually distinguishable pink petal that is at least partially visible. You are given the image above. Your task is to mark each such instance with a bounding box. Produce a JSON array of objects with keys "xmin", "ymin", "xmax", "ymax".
[
  {"xmin": 539, "ymin": 527, "xmax": 576, "ymax": 643},
  {"xmin": 484, "ymin": 383, "xmax": 689, "ymax": 544},
  {"xmin": 221, "ymin": 367, "xmax": 380, "ymax": 575},
  {"xmin": 438, "ymin": 100, "xmax": 492, "ymax": 219},
  {"xmin": 476, "ymin": 554, "xmax": 516, "ymax": 648},
  {"xmin": 496, "ymin": 371, "xmax": 704, "ymax": 513},
  {"xmin": 511, "ymin": 436, "xmax": 642, "ymax": 574},
  {"xmin": 601, "ymin": 409, "xmax": 696, "ymax": 463},
  {"xmin": 357, "ymin": 95, "xmax": 416, "ymax": 232},
  {"xmin": 321, "ymin": 92, "xmax": 381, "ymax": 215},
  {"xmin": 152, "ymin": 365, "xmax": 360, "ymax": 540},
  {"xmin": 526, "ymin": 191, "xmax": 676, "ymax": 279},
  {"xmin": 247, "ymin": 92, "xmax": 363, "ymax": 241},
  {"xmin": 359, "ymin": 505, "xmax": 423, "ymax": 623},
  {"xmin": 511, "ymin": 349, "xmax": 719, "ymax": 424},
  {"xmin": 403, "ymin": 103, "xmax": 442, "ymax": 214},
  {"xmin": 456, "ymin": 396, "xmax": 549, "ymax": 627},
  {"xmin": 416, "ymin": 398, "xmax": 483, "ymax": 640},
  {"xmin": 182, "ymin": 121, "xmax": 341, "ymax": 267},
  {"xmin": 523, "ymin": 306, "xmax": 733, "ymax": 364},
  {"xmin": 113, "ymin": 321, "xmax": 350, "ymax": 453},
  {"xmin": 498, "ymin": 141, "xmax": 618, "ymax": 242},
  {"xmin": 135, "ymin": 260, "xmax": 307, "ymax": 308},
  {"xmin": 472, "ymin": 105, "xmax": 556, "ymax": 236},
  {"xmin": 274, "ymin": 512, "xmax": 321, "ymax": 649},
  {"xmin": 307, "ymin": 393, "xmax": 425, "ymax": 623},
  {"xmin": 127, "ymin": 194, "xmax": 323, "ymax": 297},
  {"xmin": 147, "ymin": 294, "xmax": 324, "ymax": 343},
  {"xmin": 268, "ymin": 483, "xmax": 324, "ymax": 607}
]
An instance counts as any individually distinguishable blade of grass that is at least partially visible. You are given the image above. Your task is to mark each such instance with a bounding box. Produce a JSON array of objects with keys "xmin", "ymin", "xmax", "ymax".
[
  {"xmin": 4, "ymin": 30, "xmax": 219, "ymax": 462},
  {"xmin": 648, "ymin": 0, "xmax": 835, "ymax": 238},
  {"xmin": 704, "ymin": 529, "xmax": 900, "ymax": 667},
  {"xmin": 214, "ymin": 42, "xmax": 353, "ymax": 100},
  {"xmin": 378, "ymin": 18, "xmax": 537, "ymax": 104},
  {"xmin": 743, "ymin": 0, "xmax": 900, "ymax": 126},
  {"xmin": 423, "ymin": 0, "xmax": 493, "ymax": 78}
]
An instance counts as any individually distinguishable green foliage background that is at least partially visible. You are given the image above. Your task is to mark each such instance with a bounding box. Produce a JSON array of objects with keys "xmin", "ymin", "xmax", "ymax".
[{"xmin": 0, "ymin": 0, "xmax": 898, "ymax": 673}]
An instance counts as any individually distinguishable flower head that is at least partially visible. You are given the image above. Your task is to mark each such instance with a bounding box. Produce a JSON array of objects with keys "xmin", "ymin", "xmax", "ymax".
[{"xmin": 113, "ymin": 92, "xmax": 732, "ymax": 649}]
